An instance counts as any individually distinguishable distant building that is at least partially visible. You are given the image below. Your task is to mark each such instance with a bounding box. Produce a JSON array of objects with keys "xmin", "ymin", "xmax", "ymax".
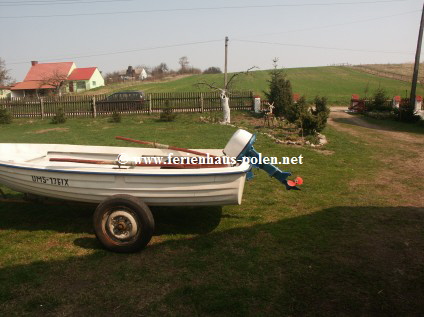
[
  {"xmin": 10, "ymin": 61, "xmax": 104, "ymax": 97},
  {"xmin": 67, "ymin": 67, "xmax": 105, "ymax": 93},
  {"xmin": 140, "ymin": 68, "xmax": 148, "ymax": 80},
  {"xmin": 119, "ymin": 66, "xmax": 149, "ymax": 81}
]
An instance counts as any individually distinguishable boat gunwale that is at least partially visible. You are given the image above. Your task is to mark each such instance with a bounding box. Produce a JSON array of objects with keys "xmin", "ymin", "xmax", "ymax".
[{"xmin": 0, "ymin": 161, "xmax": 250, "ymax": 177}]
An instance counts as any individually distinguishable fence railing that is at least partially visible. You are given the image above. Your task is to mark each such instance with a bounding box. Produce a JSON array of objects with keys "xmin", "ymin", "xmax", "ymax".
[{"xmin": 0, "ymin": 91, "xmax": 254, "ymax": 118}]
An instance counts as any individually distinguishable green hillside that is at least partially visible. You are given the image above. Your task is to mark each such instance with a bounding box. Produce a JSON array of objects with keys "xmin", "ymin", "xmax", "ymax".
[{"xmin": 90, "ymin": 66, "xmax": 423, "ymax": 104}]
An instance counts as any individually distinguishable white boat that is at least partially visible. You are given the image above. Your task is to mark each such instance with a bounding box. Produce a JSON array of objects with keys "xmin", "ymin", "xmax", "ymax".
[
  {"xmin": 0, "ymin": 129, "xmax": 299, "ymax": 252},
  {"xmin": 0, "ymin": 143, "xmax": 249, "ymax": 206}
]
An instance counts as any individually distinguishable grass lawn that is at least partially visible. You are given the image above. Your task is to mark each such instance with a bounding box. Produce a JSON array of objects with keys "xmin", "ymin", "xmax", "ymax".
[
  {"xmin": 85, "ymin": 66, "xmax": 424, "ymax": 105},
  {"xmin": 0, "ymin": 112, "xmax": 423, "ymax": 316}
]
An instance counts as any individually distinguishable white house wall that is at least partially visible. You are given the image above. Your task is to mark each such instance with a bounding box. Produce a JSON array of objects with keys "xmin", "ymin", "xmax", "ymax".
[{"xmin": 86, "ymin": 69, "xmax": 105, "ymax": 90}]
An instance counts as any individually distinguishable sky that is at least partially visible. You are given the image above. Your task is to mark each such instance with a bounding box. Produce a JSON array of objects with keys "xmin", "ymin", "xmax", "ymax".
[{"xmin": 1, "ymin": 0, "xmax": 423, "ymax": 82}]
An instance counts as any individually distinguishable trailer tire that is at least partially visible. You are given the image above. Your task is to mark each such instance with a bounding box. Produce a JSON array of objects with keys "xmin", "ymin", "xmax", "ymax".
[{"xmin": 93, "ymin": 195, "xmax": 154, "ymax": 253}]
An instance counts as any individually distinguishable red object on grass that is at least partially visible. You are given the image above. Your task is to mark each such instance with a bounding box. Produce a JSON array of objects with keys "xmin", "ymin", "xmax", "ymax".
[
  {"xmin": 287, "ymin": 177, "xmax": 303, "ymax": 187},
  {"xmin": 351, "ymin": 94, "xmax": 360, "ymax": 101}
]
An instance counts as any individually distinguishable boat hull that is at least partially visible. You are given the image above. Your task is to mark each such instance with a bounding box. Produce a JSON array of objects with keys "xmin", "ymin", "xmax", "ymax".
[{"xmin": 0, "ymin": 144, "xmax": 248, "ymax": 206}]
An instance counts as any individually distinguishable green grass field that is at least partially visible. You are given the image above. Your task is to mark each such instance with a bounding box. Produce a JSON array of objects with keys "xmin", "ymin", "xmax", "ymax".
[
  {"xmin": 87, "ymin": 66, "xmax": 424, "ymax": 104},
  {"xmin": 0, "ymin": 112, "xmax": 423, "ymax": 315}
]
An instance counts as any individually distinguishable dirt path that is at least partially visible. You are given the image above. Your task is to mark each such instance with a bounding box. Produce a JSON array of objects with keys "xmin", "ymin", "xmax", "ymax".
[
  {"xmin": 330, "ymin": 106, "xmax": 424, "ymax": 144},
  {"xmin": 329, "ymin": 107, "xmax": 424, "ymax": 206}
]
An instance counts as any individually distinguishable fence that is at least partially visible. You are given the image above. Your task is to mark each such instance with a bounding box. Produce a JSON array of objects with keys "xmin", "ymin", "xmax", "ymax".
[{"xmin": 0, "ymin": 91, "xmax": 254, "ymax": 118}]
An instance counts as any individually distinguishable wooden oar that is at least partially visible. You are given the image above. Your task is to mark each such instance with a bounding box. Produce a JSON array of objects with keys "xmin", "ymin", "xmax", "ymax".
[
  {"xmin": 115, "ymin": 136, "xmax": 219, "ymax": 158},
  {"xmin": 49, "ymin": 158, "xmax": 227, "ymax": 169}
]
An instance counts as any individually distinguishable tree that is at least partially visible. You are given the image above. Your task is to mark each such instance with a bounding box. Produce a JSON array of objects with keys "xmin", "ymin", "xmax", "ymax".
[
  {"xmin": 159, "ymin": 100, "xmax": 177, "ymax": 122},
  {"xmin": 264, "ymin": 58, "xmax": 293, "ymax": 117},
  {"xmin": 39, "ymin": 69, "xmax": 68, "ymax": 96},
  {"xmin": 197, "ymin": 66, "xmax": 257, "ymax": 124},
  {"xmin": 370, "ymin": 87, "xmax": 389, "ymax": 111},
  {"xmin": 151, "ymin": 63, "xmax": 169, "ymax": 79},
  {"xmin": 178, "ymin": 56, "xmax": 189, "ymax": 73},
  {"xmin": 105, "ymin": 71, "xmax": 122, "ymax": 84},
  {"xmin": 0, "ymin": 58, "xmax": 11, "ymax": 85}
]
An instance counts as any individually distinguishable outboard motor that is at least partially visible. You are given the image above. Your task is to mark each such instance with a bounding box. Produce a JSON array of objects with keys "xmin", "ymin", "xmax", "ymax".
[{"xmin": 223, "ymin": 129, "xmax": 302, "ymax": 190}]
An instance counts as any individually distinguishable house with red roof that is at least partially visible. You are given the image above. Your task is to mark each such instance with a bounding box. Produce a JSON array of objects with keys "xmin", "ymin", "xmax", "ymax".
[
  {"xmin": 11, "ymin": 61, "xmax": 104, "ymax": 97},
  {"xmin": 67, "ymin": 67, "xmax": 104, "ymax": 93}
]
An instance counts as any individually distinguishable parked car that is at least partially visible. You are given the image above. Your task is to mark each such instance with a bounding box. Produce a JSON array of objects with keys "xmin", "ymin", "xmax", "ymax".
[{"xmin": 97, "ymin": 91, "xmax": 145, "ymax": 112}]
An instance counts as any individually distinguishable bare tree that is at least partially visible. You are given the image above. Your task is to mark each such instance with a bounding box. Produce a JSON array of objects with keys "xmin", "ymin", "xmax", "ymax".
[
  {"xmin": 39, "ymin": 69, "xmax": 69, "ymax": 96},
  {"xmin": 178, "ymin": 56, "xmax": 189, "ymax": 73},
  {"xmin": 0, "ymin": 58, "xmax": 12, "ymax": 85},
  {"xmin": 151, "ymin": 63, "xmax": 169, "ymax": 79},
  {"xmin": 105, "ymin": 71, "xmax": 122, "ymax": 84},
  {"xmin": 197, "ymin": 66, "xmax": 257, "ymax": 124}
]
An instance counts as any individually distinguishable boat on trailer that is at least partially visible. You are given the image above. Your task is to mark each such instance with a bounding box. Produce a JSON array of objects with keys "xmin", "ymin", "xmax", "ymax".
[{"xmin": 0, "ymin": 129, "xmax": 301, "ymax": 252}]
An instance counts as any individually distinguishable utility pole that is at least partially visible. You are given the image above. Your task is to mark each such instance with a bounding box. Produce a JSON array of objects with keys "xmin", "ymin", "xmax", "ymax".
[
  {"xmin": 224, "ymin": 36, "xmax": 229, "ymax": 88},
  {"xmin": 410, "ymin": 3, "xmax": 424, "ymax": 113}
]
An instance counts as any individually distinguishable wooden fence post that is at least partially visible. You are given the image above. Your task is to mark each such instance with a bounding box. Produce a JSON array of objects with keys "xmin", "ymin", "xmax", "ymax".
[
  {"xmin": 148, "ymin": 94, "xmax": 152, "ymax": 114},
  {"xmin": 92, "ymin": 96, "xmax": 97, "ymax": 118},
  {"xmin": 200, "ymin": 93, "xmax": 204, "ymax": 113},
  {"xmin": 40, "ymin": 98, "xmax": 44, "ymax": 119}
]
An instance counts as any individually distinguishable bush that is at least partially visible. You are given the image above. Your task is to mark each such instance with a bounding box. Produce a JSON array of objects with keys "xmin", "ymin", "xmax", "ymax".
[
  {"xmin": 110, "ymin": 111, "xmax": 122, "ymax": 123},
  {"xmin": 159, "ymin": 100, "xmax": 177, "ymax": 122},
  {"xmin": 396, "ymin": 98, "xmax": 422, "ymax": 122},
  {"xmin": 0, "ymin": 108, "xmax": 12, "ymax": 124},
  {"xmin": 369, "ymin": 88, "xmax": 390, "ymax": 112},
  {"xmin": 311, "ymin": 96, "xmax": 330, "ymax": 132},
  {"xmin": 286, "ymin": 96, "xmax": 330, "ymax": 136},
  {"xmin": 177, "ymin": 67, "xmax": 201, "ymax": 75},
  {"xmin": 203, "ymin": 67, "xmax": 222, "ymax": 74},
  {"xmin": 305, "ymin": 134, "xmax": 320, "ymax": 145},
  {"xmin": 51, "ymin": 108, "xmax": 66, "ymax": 124},
  {"xmin": 365, "ymin": 111, "xmax": 396, "ymax": 120}
]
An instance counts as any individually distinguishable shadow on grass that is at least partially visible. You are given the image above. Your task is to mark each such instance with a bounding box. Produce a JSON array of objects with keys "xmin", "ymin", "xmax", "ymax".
[
  {"xmin": 0, "ymin": 202, "xmax": 222, "ymax": 236},
  {"xmin": 72, "ymin": 206, "xmax": 223, "ymax": 250},
  {"xmin": 1, "ymin": 206, "xmax": 424, "ymax": 316}
]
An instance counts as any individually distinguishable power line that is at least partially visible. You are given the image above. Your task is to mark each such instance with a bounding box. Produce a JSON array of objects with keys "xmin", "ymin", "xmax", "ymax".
[
  {"xmin": 0, "ymin": 0, "xmax": 133, "ymax": 7},
  {"xmin": 0, "ymin": 0, "xmax": 408, "ymax": 19},
  {"xmin": 1, "ymin": 0, "xmax": 94, "ymax": 3},
  {"xmin": 233, "ymin": 39, "xmax": 413, "ymax": 55},
  {"xmin": 7, "ymin": 8, "xmax": 418, "ymax": 64},
  {"xmin": 240, "ymin": 9, "xmax": 420, "ymax": 38},
  {"xmin": 8, "ymin": 39, "xmax": 222, "ymax": 65}
]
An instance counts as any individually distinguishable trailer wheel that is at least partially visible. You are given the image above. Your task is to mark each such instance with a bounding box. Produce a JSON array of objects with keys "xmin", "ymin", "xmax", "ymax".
[{"xmin": 93, "ymin": 195, "xmax": 154, "ymax": 253}]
